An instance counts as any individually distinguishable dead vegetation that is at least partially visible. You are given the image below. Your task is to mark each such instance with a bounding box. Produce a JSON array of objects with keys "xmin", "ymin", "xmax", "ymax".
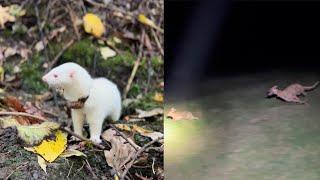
[{"xmin": 0, "ymin": 0, "xmax": 163, "ymax": 179}]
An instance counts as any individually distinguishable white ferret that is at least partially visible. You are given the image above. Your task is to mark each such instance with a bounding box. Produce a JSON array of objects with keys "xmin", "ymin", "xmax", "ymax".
[{"xmin": 42, "ymin": 62, "xmax": 121, "ymax": 143}]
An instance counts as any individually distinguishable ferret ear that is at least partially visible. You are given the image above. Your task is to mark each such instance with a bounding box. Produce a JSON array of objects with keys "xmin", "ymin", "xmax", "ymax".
[{"xmin": 69, "ymin": 70, "xmax": 76, "ymax": 78}]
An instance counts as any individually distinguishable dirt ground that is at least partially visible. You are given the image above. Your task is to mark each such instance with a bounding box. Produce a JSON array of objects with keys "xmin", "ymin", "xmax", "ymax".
[{"xmin": 165, "ymin": 71, "xmax": 320, "ymax": 180}]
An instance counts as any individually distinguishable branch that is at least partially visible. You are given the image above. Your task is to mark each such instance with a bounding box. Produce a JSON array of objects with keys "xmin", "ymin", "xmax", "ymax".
[
  {"xmin": 47, "ymin": 39, "xmax": 74, "ymax": 71},
  {"xmin": 120, "ymin": 136, "xmax": 163, "ymax": 180},
  {"xmin": 123, "ymin": 29, "xmax": 145, "ymax": 99},
  {"xmin": 109, "ymin": 124, "xmax": 138, "ymax": 151}
]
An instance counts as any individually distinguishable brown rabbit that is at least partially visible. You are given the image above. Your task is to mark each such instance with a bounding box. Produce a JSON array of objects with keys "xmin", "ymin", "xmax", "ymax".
[{"xmin": 267, "ymin": 81, "xmax": 319, "ymax": 104}]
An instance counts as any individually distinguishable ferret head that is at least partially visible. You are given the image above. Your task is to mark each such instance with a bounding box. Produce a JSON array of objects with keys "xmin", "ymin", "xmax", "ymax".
[
  {"xmin": 267, "ymin": 85, "xmax": 279, "ymax": 97},
  {"xmin": 42, "ymin": 62, "xmax": 88, "ymax": 89}
]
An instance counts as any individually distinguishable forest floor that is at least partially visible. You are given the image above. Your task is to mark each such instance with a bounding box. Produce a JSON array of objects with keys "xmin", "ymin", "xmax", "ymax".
[
  {"xmin": 0, "ymin": 0, "xmax": 163, "ymax": 179},
  {"xmin": 165, "ymin": 71, "xmax": 320, "ymax": 180}
]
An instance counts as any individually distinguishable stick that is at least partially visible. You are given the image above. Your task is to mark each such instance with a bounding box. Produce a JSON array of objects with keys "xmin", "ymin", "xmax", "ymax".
[
  {"xmin": 66, "ymin": 4, "xmax": 81, "ymax": 40},
  {"xmin": 123, "ymin": 29, "xmax": 145, "ymax": 99},
  {"xmin": 0, "ymin": 111, "xmax": 107, "ymax": 149},
  {"xmin": 61, "ymin": 127, "xmax": 106, "ymax": 149},
  {"xmin": 4, "ymin": 162, "xmax": 28, "ymax": 180},
  {"xmin": 151, "ymin": 29, "xmax": 163, "ymax": 56},
  {"xmin": 47, "ymin": 39, "xmax": 74, "ymax": 71},
  {"xmin": 35, "ymin": 1, "xmax": 49, "ymax": 63},
  {"xmin": 109, "ymin": 124, "xmax": 138, "ymax": 151},
  {"xmin": 120, "ymin": 136, "xmax": 163, "ymax": 180}
]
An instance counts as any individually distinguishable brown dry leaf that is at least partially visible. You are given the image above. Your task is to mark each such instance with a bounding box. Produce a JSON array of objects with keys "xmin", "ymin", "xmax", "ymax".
[
  {"xmin": 0, "ymin": 5, "xmax": 15, "ymax": 28},
  {"xmin": 34, "ymin": 26, "xmax": 66, "ymax": 52},
  {"xmin": 114, "ymin": 124, "xmax": 163, "ymax": 143},
  {"xmin": 4, "ymin": 47, "xmax": 17, "ymax": 58},
  {"xmin": 136, "ymin": 108, "xmax": 163, "ymax": 118},
  {"xmin": 102, "ymin": 129, "xmax": 140, "ymax": 171},
  {"xmin": 35, "ymin": 92, "xmax": 53, "ymax": 102},
  {"xmin": 24, "ymin": 101, "xmax": 44, "ymax": 117},
  {"xmin": 4, "ymin": 95, "xmax": 26, "ymax": 112},
  {"xmin": 166, "ymin": 108, "xmax": 199, "ymax": 121}
]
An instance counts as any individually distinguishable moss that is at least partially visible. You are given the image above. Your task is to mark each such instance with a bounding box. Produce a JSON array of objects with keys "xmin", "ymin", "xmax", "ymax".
[
  {"xmin": 20, "ymin": 53, "xmax": 46, "ymax": 93},
  {"xmin": 62, "ymin": 39, "xmax": 96, "ymax": 67}
]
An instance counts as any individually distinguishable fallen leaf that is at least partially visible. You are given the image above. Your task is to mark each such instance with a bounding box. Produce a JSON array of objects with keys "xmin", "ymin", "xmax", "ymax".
[
  {"xmin": 60, "ymin": 149, "xmax": 87, "ymax": 158},
  {"xmin": 9, "ymin": 4, "xmax": 26, "ymax": 17},
  {"xmin": 114, "ymin": 124, "xmax": 164, "ymax": 142},
  {"xmin": 102, "ymin": 129, "xmax": 140, "ymax": 171},
  {"xmin": 24, "ymin": 147, "xmax": 36, "ymax": 153},
  {"xmin": 0, "ymin": 5, "xmax": 15, "ymax": 28},
  {"xmin": 37, "ymin": 155, "xmax": 47, "ymax": 173},
  {"xmin": 166, "ymin": 108, "xmax": 199, "ymax": 121},
  {"xmin": 83, "ymin": 13, "xmax": 105, "ymax": 38},
  {"xmin": 34, "ymin": 130, "xmax": 67, "ymax": 162},
  {"xmin": 100, "ymin": 46, "xmax": 116, "ymax": 60},
  {"xmin": 34, "ymin": 41, "xmax": 46, "ymax": 52},
  {"xmin": 136, "ymin": 108, "xmax": 163, "ymax": 118},
  {"xmin": 4, "ymin": 95, "xmax": 26, "ymax": 112},
  {"xmin": 137, "ymin": 14, "xmax": 163, "ymax": 33},
  {"xmin": 132, "ymin": 125, "xmax": 163, "ymax": 142},
  {"xmin": 4, "ymin": 47, "xmax": 17, "ymax": 58},
  {"xmin": 0, "ymin": 117, "xmax": 21, "ymax": 128},
  {"xmin": 17, "ymin": 121, "xmax": 60, "ymax": 145},
  {"xmin": 153, "ymin": 92, "xmax": 163, "ymax": 103}
]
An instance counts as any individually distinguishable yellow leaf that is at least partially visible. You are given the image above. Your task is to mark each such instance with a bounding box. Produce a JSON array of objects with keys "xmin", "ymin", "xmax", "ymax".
[
  {"xmin": 37, "ymin": 155, "xmax": 47, "ymax": 173},
  {"xmin": 34, "ymin": 130, "xmax": 67, "ymax": 162},
  {"xmin": 60, "ymin": 149, "xmax": 87, "ymax": 158},
  {"xmin": 114, "ymin": 174, "xmax": 119, "ymax": 180},
  {"xmin": 153, "ymin": 92, "xmax": 163, "ymax": 103},
  {"xmin": 137, "ymin": 14, "xmax": 163, "ymax": 33},
  {"xmin": 0, "ymin": 5, "xmax": 15, "ymax": 28},
  {"xmin": 17, "ymin": 121, "xmax": 61, "ymax": 145},
  {"xmin": 114, "ymin": 124, "xmax": 132, "ymax": 132},
  {"xmin": 83, "ymin": 13, "xmax": 105, "ymax": 38}
]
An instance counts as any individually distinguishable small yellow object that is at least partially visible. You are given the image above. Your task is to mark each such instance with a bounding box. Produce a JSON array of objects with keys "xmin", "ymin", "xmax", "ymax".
[
  {"xmin": 34, "ymin": 130, "xmax": 67, "ymax": 163},
  {"xmin": 153, "ymin": 92, "xmax": 164, "ymax": 103},
  {"xmin": 83, "ymin": 13, "xmax": 105, "ymax": 38},
  {"xmin": 138, "ymin": 14, "xmax": 163, "ymax": 33}
]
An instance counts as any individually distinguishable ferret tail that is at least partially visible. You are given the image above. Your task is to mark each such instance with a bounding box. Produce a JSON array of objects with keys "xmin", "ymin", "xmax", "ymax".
[{"xmin": 304, "ymin": 81, "xmax": 320, "ymax": 91}]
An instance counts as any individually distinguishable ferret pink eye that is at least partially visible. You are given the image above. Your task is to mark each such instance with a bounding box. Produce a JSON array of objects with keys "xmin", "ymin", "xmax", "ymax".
[{"xmin": 54, "ymin": 74, "xmax": 58, "ymax": 78}]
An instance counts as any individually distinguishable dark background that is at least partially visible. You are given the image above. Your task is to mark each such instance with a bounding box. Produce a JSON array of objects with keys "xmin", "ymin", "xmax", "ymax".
[{"xmin": 165, "ymin": 0, "xmax": 320, "ymax": 82}]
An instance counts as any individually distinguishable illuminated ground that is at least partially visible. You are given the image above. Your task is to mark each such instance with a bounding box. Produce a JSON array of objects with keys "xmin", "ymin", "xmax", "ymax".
[{"xmin": 165, "ymin": 71, "xmax": 320, "ymax": 180}]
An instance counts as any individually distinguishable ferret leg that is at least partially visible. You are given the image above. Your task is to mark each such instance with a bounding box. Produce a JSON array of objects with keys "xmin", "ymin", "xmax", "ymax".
[
  {"xmin": 87, "ymin": 112, "xmax": 104, "ymax": 144},
  {"xmin": 71, "ymin": 109, "xmax": 85, "ymax": 137},
  {"xmin": 292, "ymin": 97, "xmax": 306, "ymax": 104}
]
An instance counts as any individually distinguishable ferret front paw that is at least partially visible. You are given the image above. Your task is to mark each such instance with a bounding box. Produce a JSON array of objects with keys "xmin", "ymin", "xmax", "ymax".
[{"xmin": 90, "ymin": 137, "xmax": 102, "ymax": 144}]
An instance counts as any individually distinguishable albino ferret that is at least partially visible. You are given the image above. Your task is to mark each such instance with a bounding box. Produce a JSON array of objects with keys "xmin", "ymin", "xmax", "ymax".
[{"xmin": 42, "ymin": 62, "xmax": 121, "ymax": 143}]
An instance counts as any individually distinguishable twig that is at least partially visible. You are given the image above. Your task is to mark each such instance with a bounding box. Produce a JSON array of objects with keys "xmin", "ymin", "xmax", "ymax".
[
  {"xmin": 109, "ymin": 124, "xmax": 138, "ymax": 151},
  {"xmin": 47, "ymin": 39, "xmax": 74, "ymax": 71},
  {"xmin": 62, "ymin": 127, "xmax": 106, "ymax": 149},
  {"xmin": 123, "ymin": 29, "xmax": 145, "ymax": 99},
  {"xmin": 0, "ymin": 111, "xmax": 107, "ymax": 149},
  {"xmin": 67, "ymin": 161, "xmax": 74, "ymax": 179},
  {"xmin": 120, "ymin": 136, "xmax": 163, "ymax": 180},
  {"xmin": 85, "ymin": 159, "xmax": 98, "ymax": 179},
  {"xmin": 151, "ymin": 29, "xmax": 163, "ymax": 56},
  {"xmin": 84, "ymin": 0, "xmax": 107, "ymax": 8},
  {"xmin": 0, "ymin": 111, "xmax": 48, "ymax": 121},
  {"xmin": 34, "ymin": 1, "xmax": 49, "ymax": 63},
  {"xmin": 66, "ymin": 4, "xmax": 81, "ymax": 40},
  {"xmin": 4, "ymin": 162, "xmax": 28, "ymax": 180}
]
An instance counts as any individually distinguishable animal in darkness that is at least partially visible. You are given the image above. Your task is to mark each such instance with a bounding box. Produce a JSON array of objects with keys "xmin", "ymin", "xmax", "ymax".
[
  {"xmin": 267, "ymin": 81, "xmax": 319, "ymax": 104},
  {"xmin": 42, "ymin": 62, "xmax": 122, "ymax": 143}
]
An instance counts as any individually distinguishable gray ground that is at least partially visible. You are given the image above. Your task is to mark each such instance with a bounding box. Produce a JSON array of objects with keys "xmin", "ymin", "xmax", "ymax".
[{"xmin": 165, "ymin": 71, "xmax": 320, "ymax": 180}]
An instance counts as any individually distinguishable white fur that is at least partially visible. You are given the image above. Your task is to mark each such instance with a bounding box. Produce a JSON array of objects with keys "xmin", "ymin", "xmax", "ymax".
[{"xmin": 42, "ymin": 62, "xmax": 121, "ymax": 143}]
